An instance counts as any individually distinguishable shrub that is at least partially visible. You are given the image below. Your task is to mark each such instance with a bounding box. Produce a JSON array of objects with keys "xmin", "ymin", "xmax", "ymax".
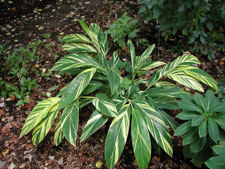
[
  {"xmin": 138, "ymin": 0, "xmax": 225, "ymax": 59},
  {"xmin": 175, "ymin": 90, "xmax": 225, "ymax": 165},
  {"xmin": 20, "ymin": 21, "xmax": 217, "ymax": 169},
  {"xmin": 107, "ymin": 12, "xmax": 139, "ymax": 50}
]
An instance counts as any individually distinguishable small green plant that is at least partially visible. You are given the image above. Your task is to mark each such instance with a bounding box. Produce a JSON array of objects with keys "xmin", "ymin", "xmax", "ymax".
[
  {"xmin": 175, "ymin": 91, "xmax": 225, "ymax": 165},
  {"xmin": 20, "ymin": 21, "xmax": 217, "ymax": 169},
  {"xmin": 205, "ymin": 141, "xmax": 225, "ymax": 169},
  {"xmin": 107, "ymin": 12, "xmax": 139, "ymax": 50}
]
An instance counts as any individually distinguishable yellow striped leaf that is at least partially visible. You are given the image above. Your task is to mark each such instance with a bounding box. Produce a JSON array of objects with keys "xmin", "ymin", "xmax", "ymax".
[
  {"xmin": 105, "ymin": 104, "xmax": 130, "ymax": 169},
  {"xmin": 54, "ymin": 115, "xmax": 64, "ymax": 146},
  {"xmin": 20, "ymin": 97, "xmax": 60, "ymax": 138},
  {"xmin": 61, "ymin": 102, "xmax": 79, "ymax": 147},
  {"xmin": 63, "ymin": 43, "xmax": 97, "ymax": 53},
  {"xmin": 59, "ymin": 68, "xmax": 96, "ymax": 109},
  {"xmin": 63, "ymin": 34, "xmax": 92, "ymax": 43}
]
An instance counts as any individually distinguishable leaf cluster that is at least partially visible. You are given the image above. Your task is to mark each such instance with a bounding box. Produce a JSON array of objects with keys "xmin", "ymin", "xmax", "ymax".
[
  {"xmin": 20, "ymin": 21, "xmax": 218, "ymax": 169},
  {"xmin": 175, "ymin": 91, "xmax": 225, "ymax": 165}
]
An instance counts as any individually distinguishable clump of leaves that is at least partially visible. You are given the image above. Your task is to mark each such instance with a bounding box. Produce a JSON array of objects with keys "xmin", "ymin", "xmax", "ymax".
[
  {"xmin": 205, "ymin": 141, "xmax": 225, "ymax": 169},
  {"xmin": 107, "ymin": 12, "xmax": 139, "ymax": 50},
  {"xmin": 20, "ymin": 21, "xmax": 217, "ymax": 169},
  {"xmin": 175, "ymin": 91, "xmax": 225, "ymax": 165}
]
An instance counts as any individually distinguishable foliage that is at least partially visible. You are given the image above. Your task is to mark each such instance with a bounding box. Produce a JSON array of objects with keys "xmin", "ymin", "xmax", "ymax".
[
  {"xmin": 107, "ymin": 12, "xmax": 139, "ymax": 50},
  {"xmin": 0, "ymin": 41, "xmax": 41, "ymax": 105},
  {"xmin": 20, "ymin": 21, "xmax": 217, "ymax": 169},
  {"xmin": 175, "ymin": 90, "xmax": 225, "ymax": 165},
  {"xmin": 218, "ymin": 79, "xmax": 225, "ymax": 101},
  {"xmin": 205, "ymin": 141, "xmax": 225, "ymax": 169},
  {"xmin": 138, "ymin": 0, "xmax": 225, "ymax": 59}
]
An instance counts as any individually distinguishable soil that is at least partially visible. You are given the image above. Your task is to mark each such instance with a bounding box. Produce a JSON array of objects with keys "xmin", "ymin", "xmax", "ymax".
[{"xmin": 0, "ymin": 0, "xmax": 224, "ymax": 169}]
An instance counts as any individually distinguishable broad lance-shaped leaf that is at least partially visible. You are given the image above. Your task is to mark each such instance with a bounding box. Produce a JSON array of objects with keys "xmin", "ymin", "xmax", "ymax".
[
  {"xmin": 82, "ymin": 81, "xmax": 103, "ymax": 95},
  {"xmin": 32, "ymin": 110, "xmax": 59, "ymax": 145},
  {"xmin": 52, "ymin": 54, "xmax": 98, "ymax": 73},
  {"xmin": 54, "ymin": 116, "xmax": 64, "ymax": 146},
  {"xmin": 128, "ymin": 40, "xmax": 136, "ymax": 74},
  {"xmin": 20, "ymin": 97, "xmax": 60, "ymax": 137},
  {"xmin": 147, "ymin": 53, "xmax": 200, "ymax": 88},
  {"xmin": 59, "ymin": 68, "xmax": 96, "ymax": 109},
  {"xmin": 63, "ymin": 34, "xmax": 92, "ymax": 43},
  {"xmin": 208, "ymin": 118, "xmax": 219, "ymax": 143},
  {"xmin": 184, "ymin": 66, "xmax": 218, "ymax": 91},
  {"xmin": 80, "ymin": 110, "xmax": 108, "ymax": 142},
  {"xmin": 62, "ymin": 43, "xmax": 97, "ymax": 53},
  {"xmin": 106, "ymin": 68, "xmax": 121, "ymax": 95},
  {"xmin": 61, "ymin": 102, "xmax": 79, "ymax": 146},
  {"xmin": 105, "ymin": 104, "xmax": 130, "ymax": 169},
  {"xmin": 132, "ymin": 108, "xmax": 151, "ymax": 169},
  {"xmin": 134, "ymin": 102, "xmax": 173, "ymax": 157},
  {"xmin": 92, "ymin": 93, "xmax": 117, "ymax": 117}
]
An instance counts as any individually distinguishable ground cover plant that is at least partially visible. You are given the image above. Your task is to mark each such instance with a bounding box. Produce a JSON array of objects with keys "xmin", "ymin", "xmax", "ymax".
[
  {"xmin": 19, "ymin": 21, "xmax": 218, "ymax": 169},
  {"xmin": 138, "ymin": 0, "xmax": 225, "ymax": 59},
  {"xmin": 175, "ymin": 90, "xmax": 225, "ymax": 165}
]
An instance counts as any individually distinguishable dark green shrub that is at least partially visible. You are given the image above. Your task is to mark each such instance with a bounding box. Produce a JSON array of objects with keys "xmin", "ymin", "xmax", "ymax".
[{"xmin": 138, "ymin": 0, "xmax": 225, "ymax": 59}]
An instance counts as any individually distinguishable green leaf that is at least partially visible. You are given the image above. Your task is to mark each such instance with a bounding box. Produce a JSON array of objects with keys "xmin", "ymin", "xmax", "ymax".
[
  {"xmin": 93, "ymin": 93, "xmax": 117, "ymax": 117},
  {"xmin": 212, "ymin": 143, "xmax": 225, "ymax": 156},
  {"xmin": 61, "ymin": 102, "xmax": 79, "ymax": 146},
  {"xmin": 20, "ymin": 97, "xmax": 60, "ymax": 137},
  {"xmin": 190, "ymin": 136, "xmax": 206, "ymax": 153},
  {"xmin": 183, "ymin": 128, "xmax": 198, "ymax": 145},
  {"xmin": 59, "ymin": 68, "xmax": 96, "ymax": 109},
  {"xmin": 62, "ymin": 43, "xmax": 97, "ymax": 53},
  {"xmin": 82, "ymin": 81, "xmax": 102, "ymax": 95},
  {"xmin": 174, "ymin": 121, "xmax": 192, "ymax": 136},
  {"xmin": 63, "ymin": 34, "xmax": 92, "ymax": 43},
  {"xmin": 177, "ymin": 97, "xmax": 202, "ymax": 112},
  {"xmin": 158, "ymin": 110, "xmax": 178, "ymax": 131},
  {"xmin": 132, "ymin": 108, "xmax": 151, "ymax": 169},
  {"xmin": 52, "ymin": 54, "xmax": 98, "ymax": 73},
  {"xmin": 128, "ymin": 40, "xmax": 136, "ymax": 74},
  {"xmin": 134, "ymin": 102, "xmax": 173, "ymax": 157},
  {"xmin": 193, "ymin": 93, "xmax": 206, "ymax": 112},
  {"xmin": 32, "ymin": 110, "xmax": 59, "ymax": 145},
  {"xmin": 191, "ymin": 115, "xmax": 204, "ymax": 127},
  {"xmin": 208, "ymin": 118, "xmax": 219, "ymax": 143},
  {"xmin": 205, "ymin": 156, "xmax": 225, "ymax": 169},
  {"xmin": 80, "ymin": 110, "xmax": 108, "ymax": 142},
  {"xmin": 105, "ymin": 104, "xmax": 130, "ymax": 169},
  {"xmin": 106, "ymin": 68, "xmax": 121, "ymax": 95},
  {"xmin": 198, "ymin": 120, "xmax": 207, "ymax": 137},
  {"xmin": 206, "ymin": 21, "xmax": 214, "ymax": 31},
  {"xmin": 176, "ymin": 111, "xmax": 200, "ymax": 120}
]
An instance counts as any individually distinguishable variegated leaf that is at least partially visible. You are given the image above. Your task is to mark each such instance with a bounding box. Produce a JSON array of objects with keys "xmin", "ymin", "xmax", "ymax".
[
  {"xmin": 54, "ymin": 116, "xmax": 64, "ymax": 146},
  {"xmin": 63, "ymin": 34, "xmax": 92, "ymax": 43},
  {"xmin": 52, "ymin": 54, "xmax": 98, "ymax": 73},
  {"xmin": 32, "ymin": 110, "xmax": 59, "ymax": 145},
  {"xmin": 132, "ymin": 108, "xmax": 151, "ymax": 169},
  {"xmin": 59, "ymin": 68, "xmax": 96, "ymax": 109},
  {"xmin": 105, "ymin": 104, "xmax": 130, "ymax": 169},
  {"xmin": 147, "ymin": 54, "xmax": 200, "ymax": 88},
  {"xmin": 128, "ymin": 40, "xmax": 136, "ymax": 74},
  {"xmin": 61, "ymin": 102, "xmax": 79, "ymax": 146},
  {"xmin": 20, "ymin": 97, "xmax": 60, "ymax": 137},
  {"xmin": 134, "ymin": 102, "xmax": 173, "ymax": 157},
  {"xmin": 92, "ymin": 93, "xmax": 117, "ymax": 117},
  {"xmin": 140, "ymin": 61, "xmax": 166, "ymax": 71},
  {"xmin": 80, "ymin": 110, "xmax": 108, "ymax": 142},
  {"xmin": 82, "ymin": 81, "xmax": 102, "ymax": 95},
  {"xmin": 106, "ymin": 68, "xmax": 121, "ymax": 95},
  {"xmin": 62, "ymin": 43, "xmax": 97, "ymax": 53},
  {"xmin": 183, "ymin": 66, "xmax": 218, "ymax": 91}
]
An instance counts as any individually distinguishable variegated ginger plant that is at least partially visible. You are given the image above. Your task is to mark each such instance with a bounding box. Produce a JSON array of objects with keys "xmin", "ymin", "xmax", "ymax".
[{"xmin": 20, "ymin": 21, "xmax": 217, "ymax": 169}]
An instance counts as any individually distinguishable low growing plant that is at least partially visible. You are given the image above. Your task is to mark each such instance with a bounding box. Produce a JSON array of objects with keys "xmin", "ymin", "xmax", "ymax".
[
  {"xmin": 107, "ymin": 12, "xmax": 139, "ymax": 50},
  {"xmin": 175, "ymin": 90, "xmax": 225, "ymax": 165},
  {"xmin": 20, "ymin": 21, "xmax": 217, "ymax": 169},
  {"xmin": 205, "ymin": 141, "xmax": 225, "ymax": 169}
]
